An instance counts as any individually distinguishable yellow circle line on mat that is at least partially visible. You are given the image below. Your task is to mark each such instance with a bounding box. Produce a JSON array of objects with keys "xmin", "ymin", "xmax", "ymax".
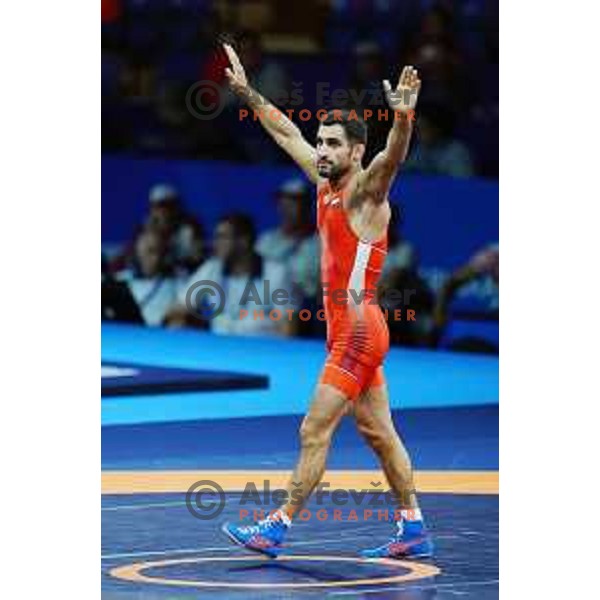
[
  {"xmin": 102, "ymin": 470, "xmax": 498, "ymax": 495},
  {"xmin": 109, "ymin": 554, "xmax": 441, "ymax": 589}
]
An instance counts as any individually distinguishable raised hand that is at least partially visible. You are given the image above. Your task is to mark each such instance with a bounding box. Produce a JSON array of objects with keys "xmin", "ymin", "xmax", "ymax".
[
  {"xmin": 223, "ymin": 43, "xmax": 249, "ymax": 97},
  {"xmin": 383, "ymin": 66, "xmax": 421, "ymax": 113}
]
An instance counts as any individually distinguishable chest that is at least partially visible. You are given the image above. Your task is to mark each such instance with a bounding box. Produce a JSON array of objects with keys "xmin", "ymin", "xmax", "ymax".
[{"xmin": 318, "ymin": 189, "xmax": 386, "ymax": 247}]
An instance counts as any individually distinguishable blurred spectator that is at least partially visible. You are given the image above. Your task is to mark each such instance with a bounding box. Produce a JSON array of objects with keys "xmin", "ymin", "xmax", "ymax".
[
  {"xmin": 117, "ymin": 228, "xmax": 186, "ymax": 327},
  {"xmin": 101, "ymin": 255, "xmax": 143, "ymax": 324},
  {"xmin": 350, "ymin": 41, "xmax": 384, "ymax": 91},
  {"xmin": 118, "ymin": 57, "xmax": 157, "ymax": 105},
  {"xmin": 381, "ymin": 203, "xmax": 417, "ymax": 279},
  {"xmin": 139, "ymin": 81, "xmax": 205, "ymax": 157},
  {"xmin": 382, "ymin": 267, "xmax": 437, "ymax": 348},
  {"xmin": 378, "ymin": 205, "xmax": 436, "ymax": 348},
  {"xmin": 101, "ymin": 2, "xmax": 497, "ymax": 176},
  {"xmin": 346, "ymin": 41, "xmax": 390, "ymax": 163},
  {"xmin": 111, "ymin": 183, "xmax": 205, "ymax": 275},
  {"xmin": 405, "ymin": 105, "xmax": 474, "ymax": 178},
  {"xmin": 402, "ymin": 4, "xmax": 469, "ymax": 113},
  {"xmin": 469, "ymin": 243, "xmax": 499, "ymax": 286},
  {"xmin": 146, "ymin": 184, "xmax": 205, "ymax": 272},
  {"xmin": 256, "ymin": 178, "xmax": 320, "ymax": 301},
  {"xmin": 433, "ymin": 242, "xmax": 499, "ymax": 340},
  {"xmin": 167, "ymin": 214, "xmax": 298, "ymax": 337},
  {"xmin": 106, "ymin": 56, "xmax": 160, "ymax": 152}
]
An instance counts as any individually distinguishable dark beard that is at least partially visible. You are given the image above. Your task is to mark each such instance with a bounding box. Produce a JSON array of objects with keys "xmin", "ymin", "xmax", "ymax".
[{"xmin": 326, "ymin": 162, "xmax": 350, "ymax": 182}]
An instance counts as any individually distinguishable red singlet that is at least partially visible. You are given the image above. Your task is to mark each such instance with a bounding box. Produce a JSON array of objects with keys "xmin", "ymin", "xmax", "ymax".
[{"xmin": 317, "ymin": 179, "xmax": 390, "ymax": 399}]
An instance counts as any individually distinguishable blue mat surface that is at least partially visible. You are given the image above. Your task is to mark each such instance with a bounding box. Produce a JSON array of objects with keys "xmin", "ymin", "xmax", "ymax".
[
  {"xmin": 102, "ymin": 492, "xmax": 498, "ymax": 599},
  {"xmin": 102, "ymin": 405, "xmax": 498, "ymax": 471},
  {"xmin": 101, "ymin": 324, "xmax": 499, "ymax": 426},
  {"xmin": 102, "ymin": 325, "xmax": 499, "ymax": 597}
]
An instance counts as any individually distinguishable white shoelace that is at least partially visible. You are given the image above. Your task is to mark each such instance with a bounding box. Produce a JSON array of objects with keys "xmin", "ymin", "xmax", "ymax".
[{"xmin": 241, "ymin": 518, "xmax": 280, "ymax": 535}]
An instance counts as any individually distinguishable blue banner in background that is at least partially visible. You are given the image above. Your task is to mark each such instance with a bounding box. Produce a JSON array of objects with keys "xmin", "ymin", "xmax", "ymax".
[{"xmin": 102, "ymin": 155, "xmax": 498, "ymax": 271}]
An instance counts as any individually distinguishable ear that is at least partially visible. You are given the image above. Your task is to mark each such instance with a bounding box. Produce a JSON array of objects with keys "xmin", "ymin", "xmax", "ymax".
[{"xmin": 352, "ymin": 143, "xmax": 366, "ymax": 164}]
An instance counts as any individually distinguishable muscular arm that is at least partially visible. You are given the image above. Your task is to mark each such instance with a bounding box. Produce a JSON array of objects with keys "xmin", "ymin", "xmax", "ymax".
[
  {"xmin": 361, "ymin": 66, "xmax": 421, "ymax": 204},
  {"xmin": 241, "ymin": 85, "xmax": 318, "ymax": 183},
  {"xmin": 223, "ymin": 43, "xmax": 319, "ymax": 184},
  {"xmin": 432, "ymin": 245, "xmax": 499, "ymax": 331}
]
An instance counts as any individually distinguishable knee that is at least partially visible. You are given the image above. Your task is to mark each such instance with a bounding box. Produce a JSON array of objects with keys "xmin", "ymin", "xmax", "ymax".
[{"xmin": 299, "ymin": 417, "xmax": 332, "ymax": 450}]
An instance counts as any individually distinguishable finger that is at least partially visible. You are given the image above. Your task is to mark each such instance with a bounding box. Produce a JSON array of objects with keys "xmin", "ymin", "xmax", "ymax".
[
  {"xmin": 398, "ymin": 66, "xmax": 410, "ymax": 88},
  {"xmin": 223, "ymin": 43, "xmax": 234, "ymax": 66},
  {"xmin": 224, "ymin": 43, "xmax": 243, "ymax": 73},
  {"xmin": 412, "ymin": 69, "xmax": 420, "ymax": 87},
  {"xmin": 223, "ymin": 43, "xmax": 241, "ymax": 71},
  {"xmin": 410, "ymin": 67, "xmax": 418, "ymax": 86}
]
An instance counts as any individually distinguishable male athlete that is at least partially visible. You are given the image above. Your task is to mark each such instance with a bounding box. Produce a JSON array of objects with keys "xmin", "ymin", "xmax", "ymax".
[{"xmin": 221, "ymin": 43, "xmax": 433, "ymax": 559}]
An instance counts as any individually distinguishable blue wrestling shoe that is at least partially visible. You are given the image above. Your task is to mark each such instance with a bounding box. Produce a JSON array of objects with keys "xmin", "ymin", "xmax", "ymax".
[
  {"xmin": 360, "ymin": 519, "xmax": 434, "ymax": 559},
  {"xmin": 222, "ymin": 514, "xmax": 290, "ymax": 558}
]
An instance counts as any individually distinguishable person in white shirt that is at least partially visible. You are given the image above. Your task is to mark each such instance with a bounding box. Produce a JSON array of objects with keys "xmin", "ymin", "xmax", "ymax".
[
  {"xmin": 168, "ymin": 214, "xmax": 299, "ymax": 337},
  {"xmin": 146, "ymin": 184, "xmax": 205, "ymax": 273},
  {"xmin": 111, "ymin": 183, "xmax": 205, "ymax": 276},
  {"xmin": 256, "ymin": 178, "xmax": 320, "ymax": 300},
  {"xmin": 118, "ymin": 228, "xmax": 186, "ymax": 326}
]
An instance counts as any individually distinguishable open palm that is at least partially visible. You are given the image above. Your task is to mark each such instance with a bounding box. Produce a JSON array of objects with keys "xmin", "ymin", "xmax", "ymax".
[{"xmin": 383, "ymin": 66, "xmax": 421, "ymax": 113}]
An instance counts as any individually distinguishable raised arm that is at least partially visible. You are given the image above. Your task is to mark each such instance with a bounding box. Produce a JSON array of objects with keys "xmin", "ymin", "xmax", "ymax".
[
  {"xmin": 223, "ymin": 43, "xmax": 318, "ymax": 184},
  {"xmin": 361, "ymin": 66, "xmax": 421, "ymax": 203}
]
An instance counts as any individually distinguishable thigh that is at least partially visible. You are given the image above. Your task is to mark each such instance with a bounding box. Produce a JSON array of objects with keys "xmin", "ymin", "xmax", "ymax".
[{"xmin": 302, "ymin": 383, "xmax": 351, "ymax": 433}]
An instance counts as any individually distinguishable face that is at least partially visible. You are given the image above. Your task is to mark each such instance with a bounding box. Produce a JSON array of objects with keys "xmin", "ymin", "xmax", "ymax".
[
  {"xmin": 213, "ymin": 222, "xmax": 236, "ymax": 261},
  {"xmin": 316, "ymin": 124, "xmax": 363, "ymax": 180},
  {"xmin": 278, "ymin": 193, "xmax": 305, "ymax": 227},
  {"xmin": 136, "ymin": 231, "xmax": 166, "ymax": 277},
  {"xmin": 149, "ymin": 202, "xmax": 178, "ymax": 233}
]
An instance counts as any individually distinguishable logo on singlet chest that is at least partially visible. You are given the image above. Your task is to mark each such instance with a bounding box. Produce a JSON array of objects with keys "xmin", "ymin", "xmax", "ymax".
[{"xmin": 323, "ymin": 193, "xmax": 341, "ymax": 207}]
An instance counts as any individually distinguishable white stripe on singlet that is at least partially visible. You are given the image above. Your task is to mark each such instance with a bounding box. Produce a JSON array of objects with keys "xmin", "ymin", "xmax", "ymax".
[{"xmin": 347, "ymin": 240, "xmax": 372, "ymax": 311}]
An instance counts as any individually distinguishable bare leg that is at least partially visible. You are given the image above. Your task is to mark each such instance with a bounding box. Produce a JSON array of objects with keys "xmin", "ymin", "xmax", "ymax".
[
  {"xmin": 353, "ymin": 383, "xmax": 419, "ymax": 509},
  {"xmin": 280, "ymin": 383, "xmax": 349, "ymax": 518}
]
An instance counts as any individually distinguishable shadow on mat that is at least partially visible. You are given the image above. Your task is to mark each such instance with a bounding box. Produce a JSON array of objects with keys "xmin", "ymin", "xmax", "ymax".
[{"xmin": 225, "ymin": 560, "xmax": 410, "ymax": 583}]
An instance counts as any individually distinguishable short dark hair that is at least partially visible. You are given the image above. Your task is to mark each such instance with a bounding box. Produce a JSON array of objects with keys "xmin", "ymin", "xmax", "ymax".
[
  {"xmin": 321, "ymin": 109, "xmax": 368, "ymax": 146},
  {"xmin": 220, "ymin": 213, "xmax": 256, "ymax": 245}
]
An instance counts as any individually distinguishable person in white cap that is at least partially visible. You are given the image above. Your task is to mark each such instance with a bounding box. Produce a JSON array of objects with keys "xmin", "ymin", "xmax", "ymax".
[
  {"xmin": 109, "ymin": 183, "xmax": 205, "ymax": 276},
  {"xmin": 256, "ymin": 178, "xmax": 320, "ymax": 303},
  {"xmin": 146, "ymin": 183, "xmax": 205, "ymax": 274},
  {"xmin": 119, "ymin": 228, "xmax": 187, "ymax": 327}
]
